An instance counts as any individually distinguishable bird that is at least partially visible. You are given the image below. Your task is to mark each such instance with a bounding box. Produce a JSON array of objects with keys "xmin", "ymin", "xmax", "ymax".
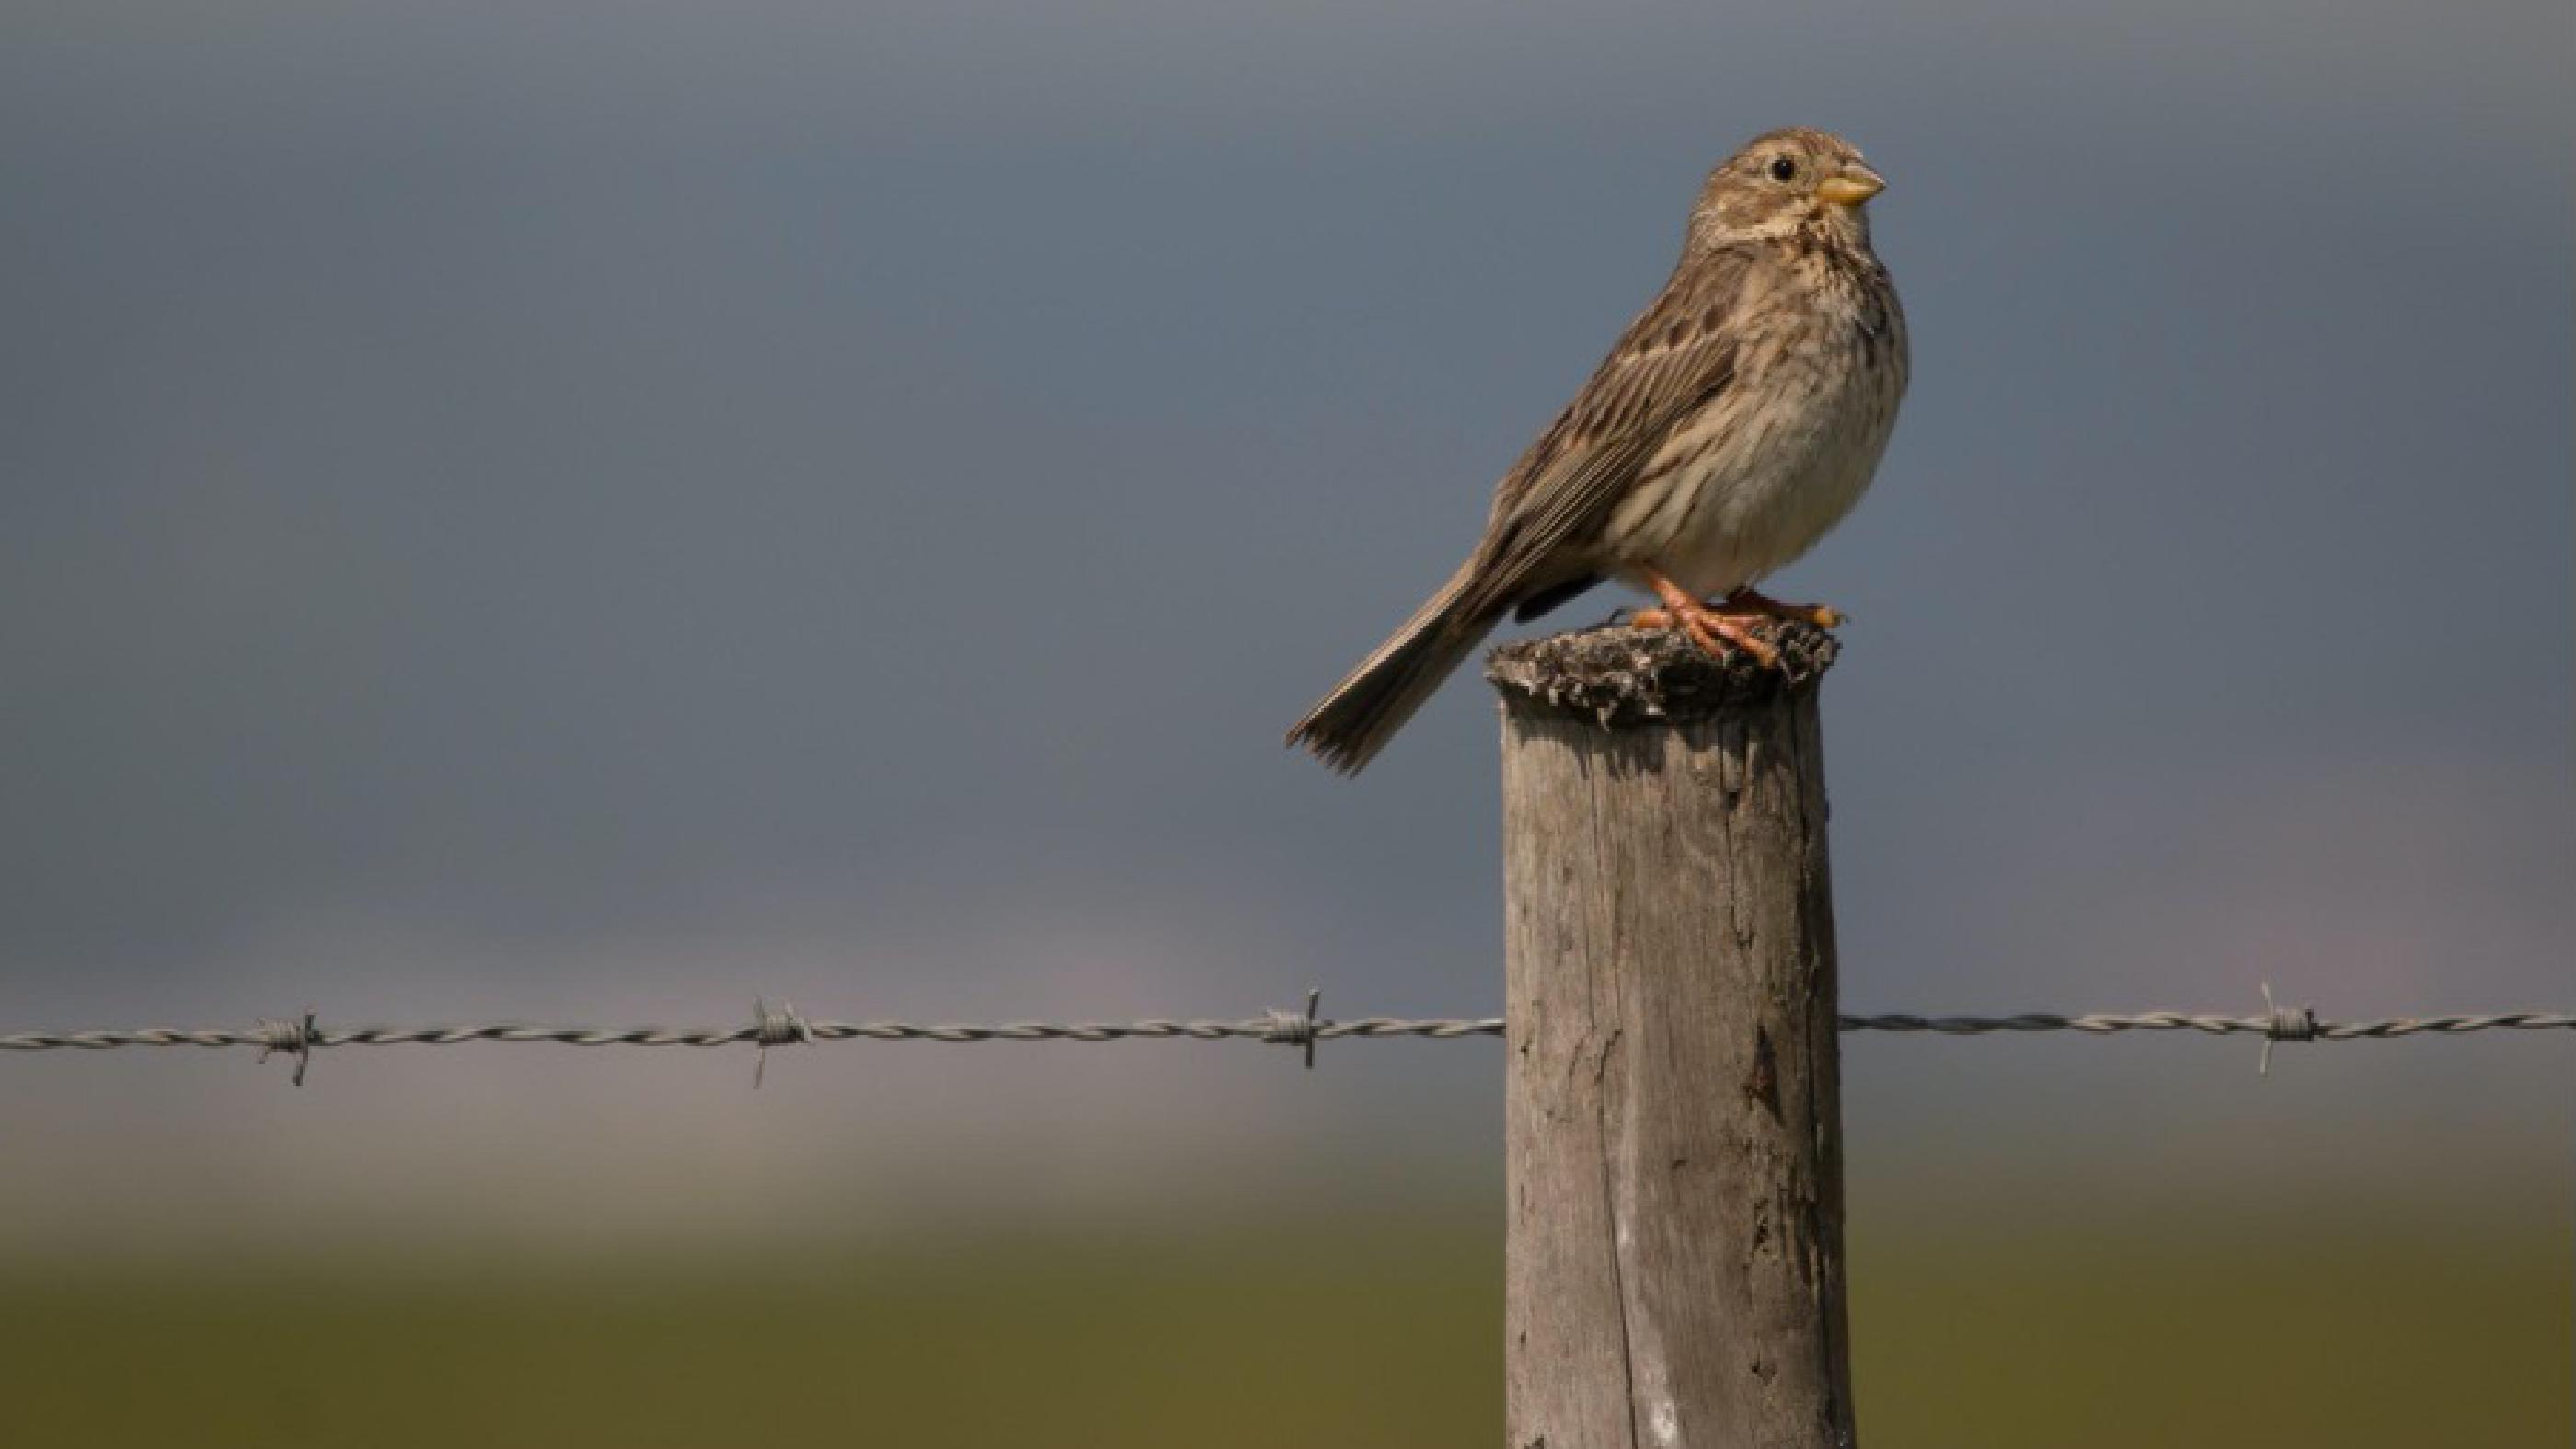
[{"xmin": 1286, "ymin": 127, "xmax": 1908, "ymax": 773}]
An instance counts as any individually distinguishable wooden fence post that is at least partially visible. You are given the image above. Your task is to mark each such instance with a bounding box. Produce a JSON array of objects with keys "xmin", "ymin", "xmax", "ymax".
[{"xmin": 1489, "ymin": 622, "xmax": 1853, "ymax": 1449}]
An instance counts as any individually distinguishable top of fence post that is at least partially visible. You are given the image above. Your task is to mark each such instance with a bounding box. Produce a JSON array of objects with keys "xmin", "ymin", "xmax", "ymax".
[{"xmin": 1484, "ymin": 620, "xmax": 1839, "ymax": 730}]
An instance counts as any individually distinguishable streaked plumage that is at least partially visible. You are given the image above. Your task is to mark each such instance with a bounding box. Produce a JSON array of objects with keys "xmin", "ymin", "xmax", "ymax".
[{"xmin": 1288, "ymin": 127, "xmax": 1907, "ymax": 773}]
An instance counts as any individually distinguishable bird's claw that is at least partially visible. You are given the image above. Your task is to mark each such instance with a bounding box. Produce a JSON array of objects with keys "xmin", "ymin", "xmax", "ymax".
[
  {"xmin": 1725, "ymin": 587, "xmax": 1846, "ymax": 630},
  {"xmin": 1629, "ymin": 604, "xmax": 1783, "ymax": 670}
]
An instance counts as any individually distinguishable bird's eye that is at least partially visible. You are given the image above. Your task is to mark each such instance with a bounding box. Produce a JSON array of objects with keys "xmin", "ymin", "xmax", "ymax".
[{"xmin": 1767, "ymin": 156, "xmax": 1798, "ymax": 181}]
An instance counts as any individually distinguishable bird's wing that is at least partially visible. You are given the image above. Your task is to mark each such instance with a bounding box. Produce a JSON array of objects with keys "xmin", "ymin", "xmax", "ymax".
[{"xmin": 1459, "ymin": 248, "xmax": 1753, "ymax": 620}]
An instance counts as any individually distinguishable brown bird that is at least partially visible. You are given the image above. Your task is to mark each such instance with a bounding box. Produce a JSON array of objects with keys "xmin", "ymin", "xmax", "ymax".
[{"xmin": 1287, "ymin": 127, "xmax": 1908, "ymax": 773}]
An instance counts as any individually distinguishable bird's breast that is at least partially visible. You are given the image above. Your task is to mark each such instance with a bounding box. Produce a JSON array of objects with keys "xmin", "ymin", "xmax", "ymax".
[{"xmin": 1607, "ymin": 284, "xmax": 1906, "ymax": 600}]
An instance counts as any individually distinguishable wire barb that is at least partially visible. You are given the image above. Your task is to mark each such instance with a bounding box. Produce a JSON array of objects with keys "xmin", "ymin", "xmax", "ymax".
[
  {"xmin": 751, "ymin": 997, "xmax": 807, "ymax": 1088},
  {"xmin": 256, "ymin": 1009, "xmax": 318, "ymax": 1087},
  {"xmin": 2258, "ymin": 982, "xmax": 2316, "ymax": 1076},
  {"xmin": 1263, "ymin": 988, "xmax": 1324, "ymax": 1070}
]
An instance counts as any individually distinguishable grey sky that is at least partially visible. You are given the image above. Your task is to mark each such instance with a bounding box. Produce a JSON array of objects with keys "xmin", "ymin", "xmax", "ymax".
[{"xmin": 1, "ymin": 0, "xmax": 2567, "ymax": 1240}]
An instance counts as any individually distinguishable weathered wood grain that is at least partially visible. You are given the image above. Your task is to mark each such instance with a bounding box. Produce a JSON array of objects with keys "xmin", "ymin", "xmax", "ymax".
[{"xmin": 1491, "ymin": 622, "xmax": 1852, "ymax": 1449}]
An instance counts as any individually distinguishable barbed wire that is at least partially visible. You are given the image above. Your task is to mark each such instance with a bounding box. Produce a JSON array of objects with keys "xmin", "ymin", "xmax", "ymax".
[{"xmin": 0, "ymin": 986, "xmax": 2566, "ymax": 1086}]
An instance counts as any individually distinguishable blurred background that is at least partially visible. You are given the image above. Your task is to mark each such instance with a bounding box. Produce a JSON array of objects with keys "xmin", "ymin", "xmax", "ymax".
[{"xmin": 2, "ymin": 1, "xmax": 2567, "ymax": 1443}]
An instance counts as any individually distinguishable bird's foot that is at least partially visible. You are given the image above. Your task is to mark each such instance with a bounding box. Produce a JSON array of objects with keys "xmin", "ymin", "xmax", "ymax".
[
  {"xmin": 1723, "ymin": 586, "xmax": 1846, "ymax": 630},
  {"xmin": 1629, "ymin": 602, "xmax": 1783, "ymax": 670}
]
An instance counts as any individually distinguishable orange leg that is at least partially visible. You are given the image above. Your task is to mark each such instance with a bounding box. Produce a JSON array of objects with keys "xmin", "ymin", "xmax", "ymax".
[
  {"xmin": 1723, "ymin": 586, "xmax": 1846, "ymax": 629},
  {"xmin": 1628, "ymin": 570, "xmax": 1783, "ymax": 669}
]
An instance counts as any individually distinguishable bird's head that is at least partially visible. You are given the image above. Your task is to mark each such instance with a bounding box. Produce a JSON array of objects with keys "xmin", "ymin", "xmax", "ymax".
[{"xmin": 1690, "ymin": 128, "xmax": 1886, "ymax": 250}]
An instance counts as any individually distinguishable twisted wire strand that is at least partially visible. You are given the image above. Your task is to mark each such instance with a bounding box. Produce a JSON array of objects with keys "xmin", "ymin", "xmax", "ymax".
[
  {"xmin": 1834, "ymin": 1011, "xmax": 2576, "ymax": 1038},
  {"xmin": 2, "ymin": 1010, "xmax": 2568, "ymax": 1055}
]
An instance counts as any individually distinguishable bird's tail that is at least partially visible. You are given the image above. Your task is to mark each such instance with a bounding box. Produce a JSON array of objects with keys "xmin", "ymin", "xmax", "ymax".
[{"xmin": 1286, "ymin": 561, "xmax": 1495, "ymax": 774}]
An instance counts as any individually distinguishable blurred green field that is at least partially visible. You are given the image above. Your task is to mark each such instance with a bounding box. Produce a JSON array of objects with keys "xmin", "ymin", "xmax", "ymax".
[{"xmin": 3, "ymin": 1211, "xmax": 2563, "ymax": 1447}]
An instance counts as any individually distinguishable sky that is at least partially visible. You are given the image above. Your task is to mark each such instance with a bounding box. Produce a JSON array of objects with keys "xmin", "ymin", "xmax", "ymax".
[{"xmin": 0, "ymin": 0, "xmax": 2568, "ymax": 1247}]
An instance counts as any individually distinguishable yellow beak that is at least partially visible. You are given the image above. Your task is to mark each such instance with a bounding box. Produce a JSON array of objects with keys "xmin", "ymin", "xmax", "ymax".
[{"xmin": 1816, "ymin": 162, "xmax": 1887, "ymax": 207}]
